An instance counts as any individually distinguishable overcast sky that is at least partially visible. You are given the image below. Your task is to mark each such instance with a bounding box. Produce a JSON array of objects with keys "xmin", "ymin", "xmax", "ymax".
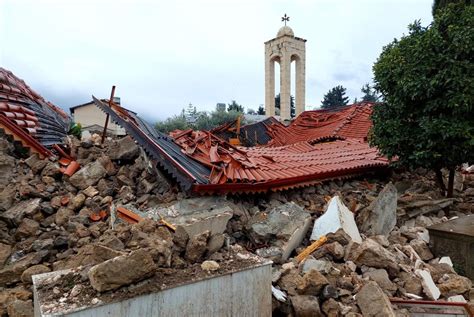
[{"xmin": 1, "ymin": 0, "xmax": 433, "ymax": 121}]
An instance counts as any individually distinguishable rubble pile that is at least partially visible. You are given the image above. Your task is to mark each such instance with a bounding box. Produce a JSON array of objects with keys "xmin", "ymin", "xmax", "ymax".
[
  {"xmin": 0, "ymin": 134, "xmax": 473, "ymax": 316},
  {"xmin": 0, "ymin": 135, "xmax": 180, "ymax": 315}
]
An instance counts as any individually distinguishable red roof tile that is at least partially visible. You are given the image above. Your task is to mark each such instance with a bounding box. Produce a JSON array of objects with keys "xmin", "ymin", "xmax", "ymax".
[
  {"xmin": 266, "ymin": 102, "xmax": 374, "ymax": 146},
  {"xmin": 0, "ymin": 68, "xmax": 70, "ymax": 157}
]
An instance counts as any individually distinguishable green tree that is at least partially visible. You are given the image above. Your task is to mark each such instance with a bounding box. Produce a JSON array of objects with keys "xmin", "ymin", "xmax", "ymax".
[
  {"xmin": 257, "ymin": 105, "xmax": 265, "ymax": 115},
  {"xmin": 227, "ymin": 100, "xmax": 244, "ymax": 112},
  {"xmin": 321, "ymin": 85, "xmax": 349, "ymax": 109},
  {"xmin": 247, "ymin": 108, "xmax": 256, "ymax": 115},
  {"xmin": 432, "ymin": 0, "xmax": 473, "ymax": 15},
  {"xmin": 155, "ymin": 115, "xmax": 189, "ymax": 133},
  {"xmin": 371, "ymin": 4, "xmax": 474, "ymax": 197},
  {"xmin": 360, "ymin": 83, "xmax": 380, "ymax": 102},
  {"xmin": 275, "ymin": 94, "xmax": 295, "ymax": 117}
]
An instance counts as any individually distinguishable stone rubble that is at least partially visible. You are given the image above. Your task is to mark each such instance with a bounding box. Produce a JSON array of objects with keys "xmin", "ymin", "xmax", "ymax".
[{"xmin": 0, "ymin": 135, "xmax": 473, "ymax": 316}]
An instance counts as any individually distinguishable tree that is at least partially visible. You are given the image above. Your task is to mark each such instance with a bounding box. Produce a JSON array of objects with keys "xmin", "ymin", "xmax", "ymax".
[
  {"xmin": 360, "ymin": 83, "xmax": 380, "ymax": 102},
  {"xmin": 257, "ymin": 105, "xmax": 265, "ymax": 115},
  {"xmin": 227, "ymin": 100, "xmax": 244, "ymax": 112},
  {"xmin": 432, "ymin": 0, "xmax": 473, "ymax": 15},
  {"xmin": 275, "ymin": 94, "xmax": 295, "ymax": 117},
  {"xmin": 247, "ymin": 109, "xmax": 256, "ymax": 115},
  {"xmin": 155, "ymin": 115, "xmax": 189, "ymax": 133},
  {"xmin": 321, "ymin": 85, "xmax": 349, "ymax": 109},
  {"xmin": 371, "ymin": 4, "xmax": 474, "ymax": 197}
]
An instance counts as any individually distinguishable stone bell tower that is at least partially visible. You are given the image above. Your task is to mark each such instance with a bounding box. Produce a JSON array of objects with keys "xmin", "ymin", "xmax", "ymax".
[{"xmin": 265, "ymin": 15, "xmax": 306, "ymax": 120}]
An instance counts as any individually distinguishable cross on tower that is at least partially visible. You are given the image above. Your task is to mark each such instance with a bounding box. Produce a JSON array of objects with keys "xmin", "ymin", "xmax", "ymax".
[{"xmin": 281, "ymin": 14, "xmax": 289, "ymax": 26}]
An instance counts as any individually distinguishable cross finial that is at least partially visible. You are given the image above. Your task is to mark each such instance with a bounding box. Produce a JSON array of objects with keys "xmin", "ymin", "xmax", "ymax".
[{"xmin": 281, "ymin": 14, "xmax": 290, "ymax": 26}]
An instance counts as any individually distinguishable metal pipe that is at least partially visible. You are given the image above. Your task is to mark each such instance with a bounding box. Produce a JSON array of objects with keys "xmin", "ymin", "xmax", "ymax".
[{"xmin": 101, "ymin": 85, "xmax": 115, "ymax": 144}]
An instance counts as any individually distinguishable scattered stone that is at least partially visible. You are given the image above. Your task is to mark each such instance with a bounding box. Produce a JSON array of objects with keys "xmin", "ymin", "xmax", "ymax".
[
  {"xmin": 1, "ymin": 199, "xmax": 41, "ymax": 226},
  {"xmin": 356, "ymin": 281, "xmax": 396, "ymax": 317},
  {"xmin": 88, "ymin": 249, "xmax": 156, "ymax": 292},
  {"xmin": 409, "ymin": 239, "xmax": 433, "ymax": 261},
  {"xmin": 185, "ymin": 231, "xmax": 210, "ymax": 263},
  {"xmin": 0, "ymin": 243, "xmax": 12, "ymax": 266},
  {"xmin": 82, "ymin": 186, "xmax": 99, "ymax": 198},
  {"xmin": 358, "ymin": 183, "xmax": 397, "ymax": 236},
  {"xmin": 69, "ymin": 161, "xmax": 107, "ymax": 190},
  {"xmin": 291, "ymin": 295, "xmax": 323, "ymax": 317},
  {"xmin": 6, "ymin": 300, "xmax": 33, "ymax": 317},
  {"xmin": 55, "ymin": 208, "xmax": 75, "ymax": 227},
  {"xmin": 348, "ymin": 239, "xmax": 399, "ymax": 276},
  {"xmin": 201, "ymin": 260, "xmax": 220, "ymax": 271},
  {"xmin": 297, "ymin": 269, "xmax": 329, "ymax": 295},
  {"xmin": 437, "ymin": 274, "xmax": 472, "ymax": 297},
  {"xmin": 439, "ymin": 256, "xmax": 453, "ymax": 267},
  {"xmin": 301, "ymin": 258, "xmax": 332, "ymax": 274},
  {"xmin": 311, "ymin": 196, "xmax": 362, "ymax": 243},
  {"xmin": 15, "ymin": 219, "xmax": 39, "ymax": 240},
  {"xmin": 108, "ymin": 136, "xmax": 140, "ymax": 161},
  {"xmin": 363, "ymin": 269, "xmax": 397, "ymax": 295},
  {"xmin": 20, "ymin": 265, "xmax": 50, "ymax": 284}
]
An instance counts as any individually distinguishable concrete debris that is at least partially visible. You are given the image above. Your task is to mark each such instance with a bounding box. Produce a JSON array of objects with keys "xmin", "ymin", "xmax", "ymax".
[
  {"xmin": 291, "ymin": 294, "xmax": 323, "ymax": 317},
  {"xmin": 88, "ymin": 249, "xmax": 156, "ymax": 292},
  {"xmin": 249, "ymin": 202, "xmax": 312, "ymax": 262},
  {"xmin": 439, "ymin": 256, "xmax": 453, "ymax": 267},
  {"xmin": 107, "ymin": 136, "xmax": 140, "ymax": 161},
  {"xmin": 272, "ymin": 286, "xmax": 287, "ymax": 302},
  {"xmin": 301, "ymin": 258, "xmax": 332, "ymax": 274},
  {"xmin": 311, "ymin": 196, "xmax": 362, "ymax": 243},
  {"xmin": 447, "ymin": 295, "xmax": 467, "ymax": 303},
  {"xmin": 416, "ymin": 269, "xmax": 441, "ymax": 300},
  {"xmin": 358, "ymin": 182, "xmax": 397, "ymax": 236}
]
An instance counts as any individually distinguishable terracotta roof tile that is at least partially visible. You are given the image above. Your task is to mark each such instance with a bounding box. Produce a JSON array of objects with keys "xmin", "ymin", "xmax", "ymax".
[{"xmin": 0, "ymin": 68, "xmax": 70, "ymax": 157}]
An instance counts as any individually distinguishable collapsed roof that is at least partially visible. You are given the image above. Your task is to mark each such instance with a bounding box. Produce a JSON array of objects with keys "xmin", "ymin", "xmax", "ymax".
[
  {"xmin": 0, "ymin": 68, "xmax": 70, "ymax": 157},
  {"xmin": 94, "ymin": 98, "xmax": 389, "ymax": 194}
]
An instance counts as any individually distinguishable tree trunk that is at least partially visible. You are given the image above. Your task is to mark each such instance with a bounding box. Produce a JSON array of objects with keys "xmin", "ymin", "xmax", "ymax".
[
  {"xmin": 447, "ymin": 167, "xmax": 455, "ymax": 198},
  {"xmin": 435, "ymin": 169, "xmax": 447, "ymax": 195}
]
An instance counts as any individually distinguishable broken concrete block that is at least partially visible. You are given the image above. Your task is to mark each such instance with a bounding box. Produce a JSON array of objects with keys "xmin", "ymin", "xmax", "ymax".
[
  {"xmin": 301, "ymin": 258, "xmax": 332, "ymax": 274},
  {"xmin": 356, "ymin": 281, "xmax": 396, "ymax": 317},
  {"xmin": 69, "ymin": 161, "xmax": 107, "ymax": 190},
  {"xmin": 358, "ymin": 183, "xmax": 397, "ymax": 236},
  {"xmin": 201, "ymin": 260, "xmax": 219, "ymax": 271},
  {"xmin": 249, "ymin": 202, "xmax": 312, "ymax": 262},
  {"xmin": 88, "ymin": 249, "xmax": 156, "ymax": 292},
  {"xmin": 415, "ymin": 269, "xmax": 440, "ymax": 300},
  {"xmin": 310, "ymin": 196, "xmax": 361, "ymax": 243},
  {"xmin": 447, "ymin": 295, "xmax": 467, "ymax": 303},
  {"xmin": 439, "ymin": 256, "xmax": 453, "ymax": 267},
  {"xmin": 108, "ymin": 136, "xmax": 140, "ymax": 161},
  {"xmin": 348, "ymin": 238, "xmax": 399, "ymax": 276}
]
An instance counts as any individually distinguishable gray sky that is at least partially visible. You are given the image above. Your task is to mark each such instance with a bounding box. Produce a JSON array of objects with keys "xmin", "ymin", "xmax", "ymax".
[{"xmin": 0, "ymin": 0, "xmax": 433, "ymax": 121}]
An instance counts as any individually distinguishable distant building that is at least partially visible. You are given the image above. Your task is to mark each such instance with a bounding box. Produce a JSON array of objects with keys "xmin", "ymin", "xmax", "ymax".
[{"xmin": 70, "ymin": 99, "xmax": 128, "ymax": 136}]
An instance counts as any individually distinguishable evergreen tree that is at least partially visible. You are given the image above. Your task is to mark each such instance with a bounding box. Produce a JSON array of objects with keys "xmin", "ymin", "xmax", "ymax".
[
  {"xmin": 227, "ymin": 100, "xmax": 244, "ymax": 112},
  {"xmin": 360, "ymin": 83, "xmax": 380, "ymax": 102},
  {"xmin": 274, "ymin": 94, "xmax": 295, "ymax": 117},
  {"xmin": 321, "ymin": 85, "xmax": 349, "ymax": 109},
  {"xmin": 257, "ymin": 105, "xmax": 265, "ymax": 115}
]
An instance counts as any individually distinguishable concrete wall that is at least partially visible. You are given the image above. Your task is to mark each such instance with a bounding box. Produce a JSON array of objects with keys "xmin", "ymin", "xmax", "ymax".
[
  {"xmin": 34, "ymin": 263, "xmax": 272, "ymax": 317},
  {"xmin": 72, "ymin": 103, "xmax": 125, "ymax": 136}
]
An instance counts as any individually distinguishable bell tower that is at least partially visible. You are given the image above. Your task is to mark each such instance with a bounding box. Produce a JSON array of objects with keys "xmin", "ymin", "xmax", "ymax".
[{"xmin": 265, "ymin": 14, "xmax": 306, "ymax": 120}]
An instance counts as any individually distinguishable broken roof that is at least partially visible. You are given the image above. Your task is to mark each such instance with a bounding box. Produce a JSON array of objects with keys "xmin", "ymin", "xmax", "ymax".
[
  {"xmin": 0, "ymin": 68, "xmax": 70, "ymax": 157},
  {"xmin": 93, "ymin": 98, "xmax": 388, "ymax": 193},
  {"xmin": 266, "ymin": 102, "xmax": 374, "ymax": 146}
]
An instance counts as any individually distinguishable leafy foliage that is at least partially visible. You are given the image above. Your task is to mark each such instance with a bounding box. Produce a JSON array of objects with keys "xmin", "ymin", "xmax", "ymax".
[
  {"xmin": 371, "ymin": 3, "xmax": 474, "ymax": 195},
  {"xmin": 227, "ymin": 100, "xmax": 244, "ymax": 112},
  {"xmin": 321, "ymin": 85, "xmax": 349, "ymax": 109},
  {"xmin": 432, "ymin": 0, "xmax": 473, "ymax": 15},
  {"xmin": 257, "ymin": 105, "xmax": 265, "ymax": 115},
  {"xmin": 155, "ymin": 102, "xmax": 244, "ymax": 133},
  {"xmin": 360, "ymin": 83, "xmax": 380, "ymax": 102}
]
